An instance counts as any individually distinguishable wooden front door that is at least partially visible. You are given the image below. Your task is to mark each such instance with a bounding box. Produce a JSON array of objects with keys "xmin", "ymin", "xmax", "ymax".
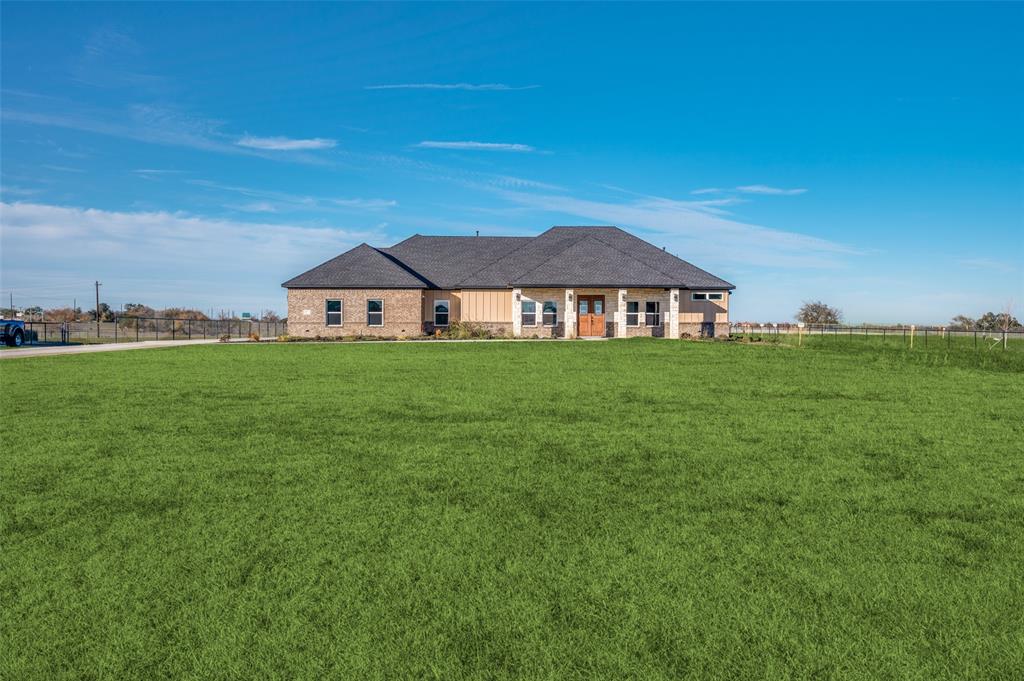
[{"xmin": 577, "ymin": 295, "xmax": 606, "ymax": 337}]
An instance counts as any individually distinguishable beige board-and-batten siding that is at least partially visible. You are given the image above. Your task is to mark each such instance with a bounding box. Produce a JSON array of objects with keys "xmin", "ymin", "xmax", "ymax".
[
  {"xmin": 679, "ymin": 291, "xmax": 729, "ymax": 337},
  {"xmin": 286, "ymin": 288, "xmax": 422, "ymax": 337}
]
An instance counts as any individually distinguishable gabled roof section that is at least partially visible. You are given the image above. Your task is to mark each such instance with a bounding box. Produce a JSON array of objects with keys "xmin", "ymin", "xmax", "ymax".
[
  {"xmin": 547, "ymin": 226, "xmax": 734, "ymax": 289},
  {"xmin": 281, "ymin": 226, "xmax": 734, "ymax": 291},
  {"xmin": 457, "ymin": 226, "xmax": 734, "ymax": 289},
  {"xmin": 514, "ymin": 237, "xmax": 677, "ymax": 287},
  {"xmin": 281, "ymin": 243, "xmax": 429, "ymax": 288},
  {"xmin": 381, "ymin": 235, "xmax": 530, "ymax": 289}
]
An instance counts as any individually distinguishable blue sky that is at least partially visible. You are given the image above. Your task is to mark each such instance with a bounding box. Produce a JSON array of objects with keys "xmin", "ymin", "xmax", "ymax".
[{"xmin": 2, "ymin": 2, "xmax": 1021, "ymax": 322}]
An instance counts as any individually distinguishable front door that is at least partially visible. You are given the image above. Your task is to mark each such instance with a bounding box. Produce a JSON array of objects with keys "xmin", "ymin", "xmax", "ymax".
[{"xmin": 577, "ymin": 295, "xmax": 606, "ymax": 337}]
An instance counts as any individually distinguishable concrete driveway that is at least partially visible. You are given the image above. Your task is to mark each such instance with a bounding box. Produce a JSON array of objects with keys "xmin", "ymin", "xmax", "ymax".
[{"xmin": 0, "ymin": 339, "xmax": 228, "ymax": 359}]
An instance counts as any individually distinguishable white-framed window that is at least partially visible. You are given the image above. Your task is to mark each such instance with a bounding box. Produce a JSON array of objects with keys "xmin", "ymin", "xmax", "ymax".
[
  {"xmin": 645, "ymin": 301, "xmax": 661, "ymax": 326},
  {"xmin": 708, "ymin": 292, "xmax": 724, "ymax": 301},
  {"xmin": 433, "ymin": 299, "xmax": 450, "ymax": 327},
  {"xmin": 543, "ymin": 300, "xmax": 558, "ymax": 326},
  {"xmin": 325, "ymin": 299, "xmax": 343, "ymax": 326},
  {"xmin": 521, "ymin": 300, "xmax": 537, "ymax": 326},
  {"xmin": 692, "ymin": 292, "xmax": 725, "ymax": 301},
  {"xmin": 625, "ymin": 301, "xmax": 639, "ymax": 326},
  {"xmin": 367, "ymin": 299, "xmax": 384, "ymax": 327},
  {"xmin": 520, "ymin": 301, "xmax": 536, "ymax": 327}
]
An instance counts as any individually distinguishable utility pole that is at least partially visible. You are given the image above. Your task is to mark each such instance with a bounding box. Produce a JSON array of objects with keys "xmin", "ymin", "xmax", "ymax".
[{"xmin": 95, "ymin": 280, "xmax": 102, "ymax": 336}]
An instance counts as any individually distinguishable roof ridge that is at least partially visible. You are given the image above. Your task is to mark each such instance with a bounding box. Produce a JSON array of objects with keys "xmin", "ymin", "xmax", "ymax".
[
  {"xmin": 372, "ymin": 247, "xmax": 435, "ymax": 288},
  {"xmin": 510, "ymin": 233, "xmax": 641, "ymax": 285},
  {"xmin": 584, "ymin": 228, "xmax": 681, "ymax": 281},
  {"xmin": 590, "ymin": 228, "xmax": 733, "ymax": 288},
  {"xmin": 451, "ymin": 233, "xmax": 552, "ymax": 287}
]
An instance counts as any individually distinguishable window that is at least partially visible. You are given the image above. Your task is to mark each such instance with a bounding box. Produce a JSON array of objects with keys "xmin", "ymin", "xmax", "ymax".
[
  {"xmin": 325, "ymin": 299, "xmax": 343, "ymax": 326},
  {"xmin": 691, "ymin": 292, "xmax": 707, "ymax": 301},
  {"xmin": 543, "ymin": 300, "xmax": 558, "ymax": 326},
  {"xmin": 626, "ymin": 301, "xmax": 639, "ymax": 326},
  {"xmin": 645, "ymin": 301, "xmax": 661, "ymax": 326},
  {"xmin": 521, "ymin": 300, "xmax": 537, "ymax": 326},
  {"xmin": 367, "ymin": 299, "xmax": 384, "ymax": 327},
  {"xmin": 433, "ymin": 299, "xmax": 450, "ymax": 327},
  {"xmin": 708, "ymin": 292, "xmax": 724, "ymax": 301}
]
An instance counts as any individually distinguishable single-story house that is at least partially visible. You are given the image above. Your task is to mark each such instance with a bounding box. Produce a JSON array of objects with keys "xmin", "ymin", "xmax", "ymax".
[{"xmin": 282, "ymin": 226, "xmax": 734, "ymax": 339}]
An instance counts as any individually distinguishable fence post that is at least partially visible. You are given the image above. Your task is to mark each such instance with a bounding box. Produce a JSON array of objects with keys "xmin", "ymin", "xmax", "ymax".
[
  {"xmin": 172, "ymin": 319, "xmax": 175, "ymax": 341},
  {"xmin": 188, "ymin": 318, "xmax": 192, "ymax": 340},
  {"xmin": 974, "ymin": 329, "xmax": 977, "ymax": 349},
  {"xmin": 114, "ymin": 317, "xmax": 118, "ymax": 343},
  {"xmin": 924, "ymin": 328, "xmax": 928, "ymax": 347}
]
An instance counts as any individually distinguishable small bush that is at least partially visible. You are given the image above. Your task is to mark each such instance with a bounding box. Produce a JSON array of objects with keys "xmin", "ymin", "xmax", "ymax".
[
  {"xmin": 218, "ymin": 334, "xmax": 231, "ymax": 343},
  {"xmin": 248, "ymin": 331, "xmax": 260, "ymax": 342}
]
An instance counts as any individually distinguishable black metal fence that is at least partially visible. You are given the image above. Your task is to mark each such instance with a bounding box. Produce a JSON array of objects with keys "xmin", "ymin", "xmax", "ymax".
[
  {"xmin": 730, "ymin": 323, "xmax": 1024, "ymax": 350},
  {"xmin": 21, "ymin": 316, "xmax": 287, "ymax": 345}
]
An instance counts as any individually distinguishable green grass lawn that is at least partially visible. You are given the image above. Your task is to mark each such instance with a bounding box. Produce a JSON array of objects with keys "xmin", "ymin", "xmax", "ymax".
[{"xmin": 2, "ymin": 339, "xmax": 1022, "ymax": 679}]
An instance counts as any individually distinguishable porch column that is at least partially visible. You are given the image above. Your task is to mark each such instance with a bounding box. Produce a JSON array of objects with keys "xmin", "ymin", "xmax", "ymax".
[
  {"xmin": 669, "ymin": 288, "xmax": 680, "ymax": 338},
  {"xmin": 564, "ymin": 289, "xmax": 575, "ymax": 338},
  {"xmin": 617, "ymin": 289, "xmax": 627, "ymax": 338},
  {"xmin": 512, "ymin": 288, "xmax": 522, "ymax": 337}
]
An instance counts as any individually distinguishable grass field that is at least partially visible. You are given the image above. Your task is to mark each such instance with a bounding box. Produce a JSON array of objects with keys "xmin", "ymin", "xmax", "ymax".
[{"xmin": 3, "ymin": 339, "xmax": 1022, "ymax": 679}]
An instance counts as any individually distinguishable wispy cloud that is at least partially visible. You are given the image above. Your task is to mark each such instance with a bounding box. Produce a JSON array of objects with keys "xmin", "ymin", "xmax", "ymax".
[
  {"xmin": 0, "ymin": 185, "xmax": 42, "ymax": 197},
  {"xmin": 415, "ymin": 141, "xmax": 537, "ymax": 152},
  {"xmin": 236, "ymin": 135, "xmax": 337, "ymax": 151},
  {"xmin": 366, "ymin": 83, "xmax": 539, "ymax": 91},
  {"xmin": 736, "ymin": 185, "xmax": 807, "ymax": 196},
  {"xmin": 2, "ymin": 103, "xmax": 335, "ymax": 165},
  {"xmin": 692, "ymin": 185, "xmax": 808, "ymax": 196},
  {"xmin": 488, "ymin": 188, "xmax": 857, "ymax": 269},
  {"xmin": 958, "ymin": 257, "xmax": 1019, "ymax": 274},
  {"xmin": 0, "ymin": 201, "xmax": 388, "ymax": 310},
  {"xmin": 41, "ymin": 165, "xmax": 85, "ymax": 174},
  {"xmin": 189, "ymin": 179, "xmax": 396, "ymax": 213}
]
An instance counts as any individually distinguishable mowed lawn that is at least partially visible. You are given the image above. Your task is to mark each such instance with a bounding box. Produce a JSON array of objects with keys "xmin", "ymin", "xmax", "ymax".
[{"xmin": 2, "ymin": 340, "xmax": 1022, "ymax": 680}]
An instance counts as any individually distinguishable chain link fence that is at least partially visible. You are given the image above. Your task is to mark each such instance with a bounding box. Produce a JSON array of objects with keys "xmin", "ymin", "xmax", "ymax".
[{"xmin": 21, "ymin": 316, "xmax": 287, "ymax": 345}]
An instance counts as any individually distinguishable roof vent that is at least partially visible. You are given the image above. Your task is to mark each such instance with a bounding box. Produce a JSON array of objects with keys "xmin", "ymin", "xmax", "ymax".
[{"xmin": 475, "ymin": 230, "xmax": 479, "ymax": 237}]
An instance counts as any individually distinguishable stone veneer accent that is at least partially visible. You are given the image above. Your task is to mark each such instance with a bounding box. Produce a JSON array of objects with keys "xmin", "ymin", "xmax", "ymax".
[{"xmin": 287, "ymin": 288, "xmax": 422, "ymax": 337}]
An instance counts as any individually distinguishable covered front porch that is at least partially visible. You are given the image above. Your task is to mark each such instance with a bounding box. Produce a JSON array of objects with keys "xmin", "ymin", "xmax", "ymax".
[{"xmin": 512, "ymin": 288, "xmax": 681, "ymax": 339}]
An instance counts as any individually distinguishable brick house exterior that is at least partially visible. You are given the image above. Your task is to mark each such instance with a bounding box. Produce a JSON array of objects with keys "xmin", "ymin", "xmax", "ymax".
[{"xmin": 282, "ymin": 226, "xmax": 733, "ymax": 339}]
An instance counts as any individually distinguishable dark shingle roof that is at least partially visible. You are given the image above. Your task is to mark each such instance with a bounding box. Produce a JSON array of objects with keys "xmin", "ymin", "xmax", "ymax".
[
  {"xmin": 282, "ymin": 227, "xmax": 734, "ymax": 290},
  {"xmin": 281, "ymin": 243, "xmax": 429, "ymax": 288},
  {"xmin": 381, "ymin": 235, "xmax": 530, "ymax": 288}
]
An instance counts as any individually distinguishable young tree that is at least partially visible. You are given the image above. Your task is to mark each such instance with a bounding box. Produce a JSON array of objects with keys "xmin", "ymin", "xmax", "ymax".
[
  {"xmin": 89, "ymin": 303, "xmax": 114, "ymax": 321},
  {"xmin": 976, "ymin": 311, "xmax": 1021, "ymax": 331},
  {"xmin": 796, "ymin": 301, "xmax": 842, "ymax": 325},
  {"xmin": 949, "ymin": 315, "xmax": 976, "ymax": 330}
]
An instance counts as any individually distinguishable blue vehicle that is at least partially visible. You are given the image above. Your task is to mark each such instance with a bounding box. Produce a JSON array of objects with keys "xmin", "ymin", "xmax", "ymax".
[{"xmin": 1, "ymin": 318, "xmax": 26, "ymax": 347}]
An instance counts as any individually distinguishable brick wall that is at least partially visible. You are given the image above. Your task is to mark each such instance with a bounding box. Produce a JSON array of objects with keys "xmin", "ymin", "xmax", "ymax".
[{"xmin": 286, "ymin": 288, "xmax": 423, "ymax": 337}]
